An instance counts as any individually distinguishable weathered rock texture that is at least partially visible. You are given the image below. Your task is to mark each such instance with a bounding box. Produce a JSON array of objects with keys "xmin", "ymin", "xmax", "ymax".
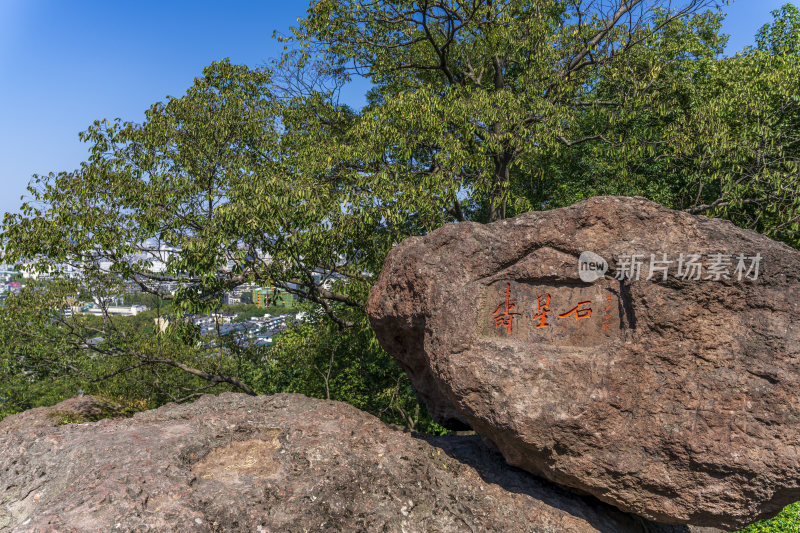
[
  {"xmin": 0, "ymin": 393, "xmax": 704, "ymax": 532},
  {"xmin": 367, "ymin": 196, "xmax": 800, "ymax": 530},
  {"xmin": 0, "ymin": 395, "xmax": 124, "ymax": 433}
]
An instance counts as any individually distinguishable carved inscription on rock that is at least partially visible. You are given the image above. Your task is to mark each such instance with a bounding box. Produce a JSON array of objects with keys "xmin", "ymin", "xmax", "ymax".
[{"xmin": 484, "ymin": 281, "xmax": 620, "ymax": 347}]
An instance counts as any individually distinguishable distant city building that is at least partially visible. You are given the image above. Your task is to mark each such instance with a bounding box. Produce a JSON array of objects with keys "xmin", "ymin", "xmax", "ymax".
[
  {"xmin": 71, "ymin": 304, "xmax": 150, "ymax": 317},
  {"xmin": 221, "ymin": 282, "xmax": 256, "ymax": 305},
  {"xmin": 20, "ymin": 261, "xmax": 81, "ymax": 280},
  {"xmin": 222, "ymin": 293, "xmax": 241, "ymax": 305},
  {"xmin": 252, "ymin": 287, "xmax": 294, "ymax": 308},
  {"xmin": 1, "ymin": 281, "xmax": 24, "ymax": 295},
  {"xmin": 0, "ymin": 266, "xmax": 19, "ymax": 283}
]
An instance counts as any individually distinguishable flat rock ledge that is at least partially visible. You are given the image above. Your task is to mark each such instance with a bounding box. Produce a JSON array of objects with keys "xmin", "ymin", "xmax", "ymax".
[{"xmin": 0, "ymin": 393, "xmax": 716, "ymax": 533}]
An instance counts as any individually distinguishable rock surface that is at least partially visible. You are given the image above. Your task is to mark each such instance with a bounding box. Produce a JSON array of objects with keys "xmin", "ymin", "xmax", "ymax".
[
  {"xmin": 367, "ymin": 196, "xmax": 800, "ymax": 530},
  {"xmin": 0, "ymin": 393, "xmax": 706, "ymax": 533},
  {"xmin": 0, "ymin": 395, "xmax": 124, "ymax": 433}
]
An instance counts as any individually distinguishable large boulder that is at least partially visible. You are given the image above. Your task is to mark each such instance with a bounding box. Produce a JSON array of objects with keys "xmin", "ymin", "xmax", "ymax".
[
  {"xmin": 367, "ymin": 196, "xmax": 800, "ymax": 530},
  {"xmin": 0, "ymin": 393, "xmax": 700, "ymax": 532}
]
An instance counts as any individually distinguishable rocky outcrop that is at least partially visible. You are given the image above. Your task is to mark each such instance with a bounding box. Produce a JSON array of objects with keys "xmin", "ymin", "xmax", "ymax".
[
  {"xmin": 367, "ymin": 196, "xmax": 800, "ymax": 530},
  {"xmin": 0, "ymin": 393, "xmax": 704, "ymax": 532},
  {"xmin": 0, "ymin": 395, "xmax": 124, "ymax": 433}
]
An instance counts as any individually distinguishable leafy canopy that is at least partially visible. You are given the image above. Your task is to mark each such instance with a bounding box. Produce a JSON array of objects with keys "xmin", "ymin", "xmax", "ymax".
[{"xmin": 2, "ymin": 1, "xmax": 799, "ymax": 429}]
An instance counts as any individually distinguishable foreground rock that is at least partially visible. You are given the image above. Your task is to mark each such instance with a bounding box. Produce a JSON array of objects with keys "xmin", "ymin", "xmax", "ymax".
[
  {"xmin": 0, "ymin": 395, "xmax": 124, "ymax": 433},
  {"xmin": 367, "ymin": 196, "xmax": 800, "ymax": 530},
  {"xmin": 0, "ymin": 394, "xmax": 707, "ymax": 533}
]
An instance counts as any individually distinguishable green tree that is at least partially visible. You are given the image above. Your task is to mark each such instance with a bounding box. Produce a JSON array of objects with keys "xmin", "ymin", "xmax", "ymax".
[
  {"xmin": 522, "ymin": 6, "xmax": 800, "ymax": 247},
  {"xmin": 251, "ymin": 311, "xmax": 444, "ymax": 433},
  {"xmin": 2, "ymin": 3, "xmax": 738, "ymax": 343},
  {"xmin": 756, "ymin": 3, "xmax": 800, "ymax": 56},
  {"xmin": 3, "ymin": 1, "xmax": 798, "ymax": 429},
  {"xmin": 283, "ymin": 0, "xmax": 797, "ymax": 244},
  {"xmin": 288, "ymin": 0, "xmax": 722, "ymax": 221},
  {"xmin": 0, "ymin": 61, "xmax": 434, "ymax": 425}
]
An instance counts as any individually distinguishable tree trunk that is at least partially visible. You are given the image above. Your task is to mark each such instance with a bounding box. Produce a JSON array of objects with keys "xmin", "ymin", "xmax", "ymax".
[{"xmin": 489, "ymin": 153, "xmax": 511, "ymax": 222}]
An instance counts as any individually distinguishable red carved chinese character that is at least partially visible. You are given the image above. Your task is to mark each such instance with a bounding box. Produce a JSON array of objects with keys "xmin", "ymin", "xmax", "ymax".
[
  {"xmin": 602, "ymin": 293, "xmax": 612, "ymax": 330},
  {"xmin": 559, "ymin": 301, "xmax": 592, "ymax": 320},
  {"xmin": 493, "ymin": 282, "xmax": 521, "ymax": 333},
  {"xmin": 532, "ymin": 293, "xmax": 551, "ymax": 329}
]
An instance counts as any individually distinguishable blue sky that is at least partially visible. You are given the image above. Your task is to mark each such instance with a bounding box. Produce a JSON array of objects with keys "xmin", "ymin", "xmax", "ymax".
[{"xmin": 0, "ymin": 0, "xmax": 793, "ymax": 217}]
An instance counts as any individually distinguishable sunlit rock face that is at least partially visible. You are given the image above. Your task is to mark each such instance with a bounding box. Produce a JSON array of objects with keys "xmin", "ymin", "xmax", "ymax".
[
  {"xmin": 368, "ymin": 196, "xmax": 800, "ymax": 530},
  {"xmin": 0, "ymin": 393, "xmax": 694, "ymax": 533}
]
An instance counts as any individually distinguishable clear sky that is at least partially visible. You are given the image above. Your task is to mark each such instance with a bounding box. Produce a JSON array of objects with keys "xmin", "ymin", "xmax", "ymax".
[{"xmin": 0, "ymin": 0, "xmax": 793, "ymax": 217}]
